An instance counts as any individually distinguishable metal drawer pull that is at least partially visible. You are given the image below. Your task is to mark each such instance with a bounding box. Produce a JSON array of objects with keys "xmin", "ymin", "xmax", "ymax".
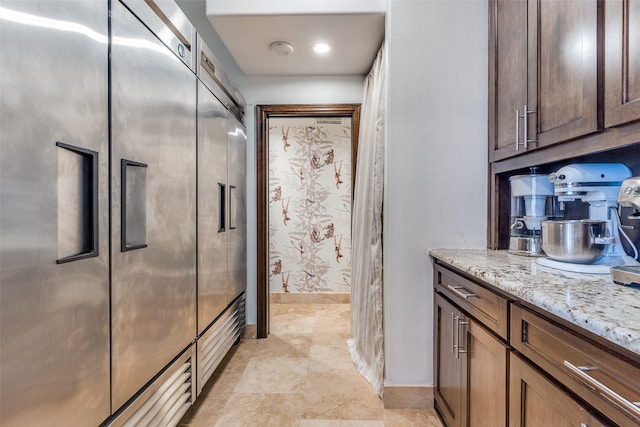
[
  {"xmin": 447, "ymin": 284, "xmax": 477, "ymax": 299},
  {"xmin": 564, "ymin": 360, "xmax": 640, "ymax": 421}
]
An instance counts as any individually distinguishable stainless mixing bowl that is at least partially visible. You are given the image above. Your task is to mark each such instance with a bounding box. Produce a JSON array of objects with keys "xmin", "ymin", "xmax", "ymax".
[{"xmin": 541, "ymin": 219, "xmax": 613, "ymax": 264}]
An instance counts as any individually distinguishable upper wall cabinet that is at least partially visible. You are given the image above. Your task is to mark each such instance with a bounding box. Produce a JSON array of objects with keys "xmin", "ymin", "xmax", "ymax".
[
  {"xmin": 489, "ymin": 0, "xmax": 601, "ymax": 162},
  {"xmin": 490, "ymin": 0, "xmax": 529, "ymax": 162},
  {"xmin": 605, "ymin": 0, "xmax": 640, "ymax": 127}
]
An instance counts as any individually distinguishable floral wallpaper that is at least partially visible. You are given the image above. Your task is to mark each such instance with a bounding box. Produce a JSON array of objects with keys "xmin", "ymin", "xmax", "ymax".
[{"xmin": 268, "ymin": 117, "xmax": 352, "ymax": 294}]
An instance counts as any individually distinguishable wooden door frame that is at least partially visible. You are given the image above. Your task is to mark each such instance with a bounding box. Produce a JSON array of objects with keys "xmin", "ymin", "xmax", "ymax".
[{"xmin": 256, "ymin": 104, "xmax": 361, "ymax": 338}]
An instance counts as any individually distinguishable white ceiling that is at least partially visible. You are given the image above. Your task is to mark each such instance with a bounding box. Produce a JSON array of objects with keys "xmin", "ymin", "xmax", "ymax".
[{"xmin": 208, "ymin": 14, "xmax": 385, "ymax": 76}]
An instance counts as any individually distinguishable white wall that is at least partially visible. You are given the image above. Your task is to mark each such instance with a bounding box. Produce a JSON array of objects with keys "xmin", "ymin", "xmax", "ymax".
[{"xmin": 383, "ymin": 0, "xmax": 488, "ymax": 387}]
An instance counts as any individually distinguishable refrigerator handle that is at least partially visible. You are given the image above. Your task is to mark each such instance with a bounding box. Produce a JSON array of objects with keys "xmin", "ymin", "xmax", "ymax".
[
  {"xmin": 229, "ymin": 184, "xmax": 237, "ymax": 230},
  {"xmin": 121, "ymin": 159, "xmax": 148, "ymax": 252},
  {"xmin": 218, "ymin": 183, "xmax": 226, "ymax": 232},
  {"xmin": 55, "ymin": 142, "xmax": 100, "ymax": 264}
]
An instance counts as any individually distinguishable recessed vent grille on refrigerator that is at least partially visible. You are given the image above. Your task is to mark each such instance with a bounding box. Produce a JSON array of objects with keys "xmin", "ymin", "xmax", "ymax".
[
  {"xmin": 197, "ymin": 294, "xmax": 246, "ymax": 395},
  {"xmin": 106, "ymin": 346, "xmax": 195, "ymax": 427},
  {"xmin": 122, "ymin": 360, "xmax": 192, "ymax": 427}
]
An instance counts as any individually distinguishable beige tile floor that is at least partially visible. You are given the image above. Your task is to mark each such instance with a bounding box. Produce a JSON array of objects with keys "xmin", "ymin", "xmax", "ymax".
[{"xmin": 179, "ymin": 303, "xmax": 443, "ymax": 427}]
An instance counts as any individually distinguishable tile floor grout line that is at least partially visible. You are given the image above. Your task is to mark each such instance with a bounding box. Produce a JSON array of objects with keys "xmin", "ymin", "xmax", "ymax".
[{"xmin": 181, "ymin": 302, "xmax": 443, "ymax": 427}]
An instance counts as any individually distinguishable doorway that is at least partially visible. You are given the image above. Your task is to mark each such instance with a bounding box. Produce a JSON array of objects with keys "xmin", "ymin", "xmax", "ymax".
[{"xmin": 256, "ymin": 104, "xmax": 361, "ymax": 338}]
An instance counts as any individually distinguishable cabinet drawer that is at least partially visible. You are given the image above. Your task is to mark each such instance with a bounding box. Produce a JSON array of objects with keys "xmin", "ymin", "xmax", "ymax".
[
  {"xmin": 434, "ymin": 264, "xmax": 509, "ymax": 340},
  {"xmin": 512, "ymin": 304, "xmax": 640, "ymax": 426},
  {"xmin": 510, "ymin": 354, "xmax": 609, "ymax": 427}
]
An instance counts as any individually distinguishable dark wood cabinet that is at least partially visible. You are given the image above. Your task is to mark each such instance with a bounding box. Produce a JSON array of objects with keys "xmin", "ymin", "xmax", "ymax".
[
  {"xmin": 605, "ymin": 0, "xmax": 640, "ymax": 127},
  {"xmin": 490, "ymin": 0, "xmax": 528, "ymax": 161},
  {"xmin": 433, "ymin": 260, "xmax": 640, "ymax": 427},
  {"xmin": 436, "ymin": 265, "xmax": 509, "ymax": 340},
  {"xmin": 435, "ymin": 293, "xmax": 464, "ymax": 427},
  {"xmin": 465, "ymin": 318, "xmax": 508, "ymax": 427},
  {"xmin": 434, "ymin": 266, "xmax": 508, "ymax": 427},
  {"xmin": 511, "ymin": 304, "xmax": 640, "ymax": 426},
  {"xmin": 509, "ymin": 355, "xmax": 608, "ymax": 427},
  {"xmin": 489, "ymin": 0, "xmax": 601, "ymax": 162},
  {"xmin": 487, "ymin": 0, "xmax": 640, "ymax": 252},
  {"xmin": 530, "ymin": 0, "xmax": 601, "ymax": 146}
]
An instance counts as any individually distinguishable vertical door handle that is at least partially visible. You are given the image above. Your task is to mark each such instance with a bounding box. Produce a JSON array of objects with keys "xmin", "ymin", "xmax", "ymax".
[
  {"xmin": 454, "ymin": 315, "xmax": 461, "ymax": 359},
  {"xmin": 522, "ymin": 105, "xmax": 528, "ymax": 150},
  {"xmin": 218, "ymin": 183, "xmax": 226, "ymax": 232},
  {"xmin": 515, "ymin": 105, "xmax": 536, "ymax": 151},
  {"xmin": 56, "ymin": 142, "xmax": 99, "ymax": 263},
  {"xmin": 456, "ymin": 316, "xmax": 469, "ymax": 358},
  {"xmin": 121, "ymin": 159, "xmax": 148, "ymax": 252},
  {"xmin": 515, "ymin": 108, "xmax": 520, "ymax": 150},
  {"xmin": 523, "ymin": 104, "xmax": 536, "ymax": 149},
  {"xmin": 229, "ymin": 184, "xmax": 237, "ymax": 230},
  {"xmin": 451, "ymin": 312, "xmax": 456, "ymax": 354}
]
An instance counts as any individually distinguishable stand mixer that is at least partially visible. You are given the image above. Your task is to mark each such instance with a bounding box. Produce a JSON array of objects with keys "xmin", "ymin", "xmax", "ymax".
[{"xmin": 536, "ymin": 163, "xmax": 640, "ymax": 274}]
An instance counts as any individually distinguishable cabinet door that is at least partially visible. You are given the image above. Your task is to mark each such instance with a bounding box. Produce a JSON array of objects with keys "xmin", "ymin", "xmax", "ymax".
[
  {"xmin": 490, "ymin": 0, "xmax": 529, "ymax": 162},
  {"xmin": 509, "ymin": 355, "xmax": 609, "ymax": 427},
  {"xmin": 528, "ymin": 0, "xmax": 601, "ymax": 147},
  {"xmin": 464, "ymin": 319, "xmax": 508, "ymax": 427},
  {"xmin": 434, "ymin": 293, "xmax": 464, "ymax": 427},
  {"xmin": 605, "ymin": 0, "xmax": 640, "ymax": 127}
]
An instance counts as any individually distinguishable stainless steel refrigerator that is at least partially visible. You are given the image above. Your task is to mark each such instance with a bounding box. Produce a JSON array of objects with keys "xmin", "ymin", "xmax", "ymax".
[
  {"xmin": 196, "ymin": 46, "xmax": 247, "ymax": 319},
  {"xmin": 195, "ymin": 36, "xmax": 247, "ymax": 396},
  {"xmin": 228, "ymin": 115, "xmax": 247, "ymax": 303},
  {"xmin": 110, "ymin": 0, "xmax": 197, "ymax": 411},
  {"xmin": 1, "ymin": 0, "xmax": 243, "ymax": 423},
  {"xmin": 0, "ymin": 1, "xmax": 111, "ymax": 425},
  {"xmin": 196, "ymin": 37, "xmax": 247, "ymax": 318},
  {"xmin": 197, "ymin": 78, "xmax": 229, "ymax": 334}
]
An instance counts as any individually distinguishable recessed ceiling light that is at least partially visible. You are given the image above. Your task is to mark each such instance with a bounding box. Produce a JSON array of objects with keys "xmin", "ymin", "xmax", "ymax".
[
  {"xmin": 270, "ymin": 41, "xmax": 294, "ymax": 56},
  {"xmin": 313, "ymin": 43, "xmax": 330, "ymax": 54}
]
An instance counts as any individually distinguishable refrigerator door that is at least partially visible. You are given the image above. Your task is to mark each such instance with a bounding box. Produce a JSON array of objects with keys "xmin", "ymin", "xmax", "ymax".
[
  {"xmin": 197, "ymin": 80, "xmax": 229, "ymax": 334},
  {"xmin": 227, "ymin": 117, "xmax": 247, "ymax": 302},
  {"xmin": 111, "ymin": 0, "xmax": 196, "ymax": 410},
  {"xmin": 0, "ymin": 1, "xmax": 110, "ymax": 425}
]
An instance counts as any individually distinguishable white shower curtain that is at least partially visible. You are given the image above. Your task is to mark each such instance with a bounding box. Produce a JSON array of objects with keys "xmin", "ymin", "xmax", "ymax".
[{"xmin": 347, "ymin": 42, "xmax": 386, "ymax": 397}]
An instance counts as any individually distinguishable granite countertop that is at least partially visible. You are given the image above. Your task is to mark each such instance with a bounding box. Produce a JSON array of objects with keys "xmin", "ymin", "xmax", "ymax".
[{"xmin": 429, "ymin": 248, "xmax": 640, "ymax": 356}]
